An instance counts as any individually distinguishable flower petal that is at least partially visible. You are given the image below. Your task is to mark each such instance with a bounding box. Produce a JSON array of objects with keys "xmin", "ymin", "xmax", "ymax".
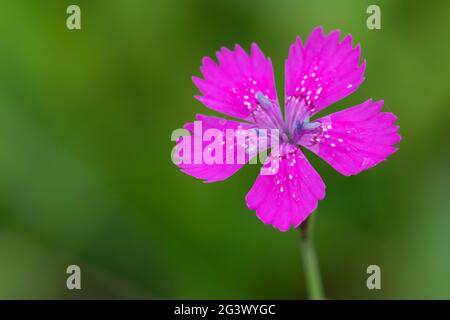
[
  {"xmin": 175, "ymin": 115, "xmax": 261, "ymax": 183},
  {"xmin": 245, "ymin": 144, "xmax": 325, "ymax": 232},
  {"xmin": 193, "ymin": 43, "xmax": 280, "ymax": 123},
  {"xmin": 285, "ymin": 26, "xmax": 366, "ymax": 116},
  {"xmin": 298, "ymin": 99, "xmax": 401, "ymax": 176}
]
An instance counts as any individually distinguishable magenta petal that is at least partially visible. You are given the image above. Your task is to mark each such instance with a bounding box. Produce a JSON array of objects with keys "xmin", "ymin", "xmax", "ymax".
[
  {"xmin": 245, "ymin": 144, "xmax": 325, "ymax": 232},
  {"xmin": 285, "ymin": 26, "xmax": 365, "ymax": 116},
  {"xmin": 176, "ymin": 115, "xmax": 257, "ymax": 183},
  {"xmin": 299, "ymin": 99, "xmax": 401, "ymax": 176},
  {"xmin": 193, "ymin": 43, "xmax": 279, "ymax": 121}
]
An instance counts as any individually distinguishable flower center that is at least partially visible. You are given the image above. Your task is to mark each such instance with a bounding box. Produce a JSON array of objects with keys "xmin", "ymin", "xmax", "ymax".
[
  {"xmin": 284, "ymin": 96, "xmax": 321, "ymax": 145},
  {"xmin": 253, "ymin": 93, "xmax": 321, "ymax": 145}
]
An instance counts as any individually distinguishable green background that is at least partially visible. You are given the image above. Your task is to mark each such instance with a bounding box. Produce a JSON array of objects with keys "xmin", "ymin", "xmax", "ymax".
[{"xmin": 0, "ymin": 0, "xmax": 449, "ymax": 299}]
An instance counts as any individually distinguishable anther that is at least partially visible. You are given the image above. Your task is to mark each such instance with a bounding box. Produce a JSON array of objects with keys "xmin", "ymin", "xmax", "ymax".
[{"xmin": 256, "ymin": 91, "xmax": 272, "ymax": 110}]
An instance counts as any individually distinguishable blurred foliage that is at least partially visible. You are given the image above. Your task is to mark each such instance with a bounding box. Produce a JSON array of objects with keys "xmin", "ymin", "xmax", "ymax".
[{"xmin": 0, "ymin": 0, "xmax": 449, "ymax": 299}]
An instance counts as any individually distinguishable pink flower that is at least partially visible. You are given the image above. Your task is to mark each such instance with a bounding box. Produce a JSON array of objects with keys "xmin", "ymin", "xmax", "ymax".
[{"xmin": 175, "ymin": 27, "xmax": 401, "ymax": 232}]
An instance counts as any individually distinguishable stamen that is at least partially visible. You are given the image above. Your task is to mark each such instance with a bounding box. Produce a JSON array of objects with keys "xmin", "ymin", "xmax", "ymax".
[
  {"xmin": 302, "ymin": 120, "xmax": 320, "ymax": 130},
  {"xmin": 248, "ymin": 91, "xmax": 284, "ymax": 130},
  {"xmin": 294, "ymin": 121, "xmax": 303, "ymax": 135},
  {"xmin": 256, "ymin": 91, "xmax": 272, "ymax": 110},
  {"xmin": 294, "ymin": 116, "xmax": 320, "ymax": 135}
]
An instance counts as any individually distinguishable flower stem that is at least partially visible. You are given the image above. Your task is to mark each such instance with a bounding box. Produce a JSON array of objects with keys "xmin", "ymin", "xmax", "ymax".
[{"xmin": 298, "ymin": 213, "xmax": 325, "ymax": 300}]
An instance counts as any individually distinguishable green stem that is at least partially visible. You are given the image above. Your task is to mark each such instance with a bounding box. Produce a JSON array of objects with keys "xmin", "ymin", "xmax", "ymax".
[{"xmin": 298, "ymin": 213, "xmax": 325, "ymax": 300}]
